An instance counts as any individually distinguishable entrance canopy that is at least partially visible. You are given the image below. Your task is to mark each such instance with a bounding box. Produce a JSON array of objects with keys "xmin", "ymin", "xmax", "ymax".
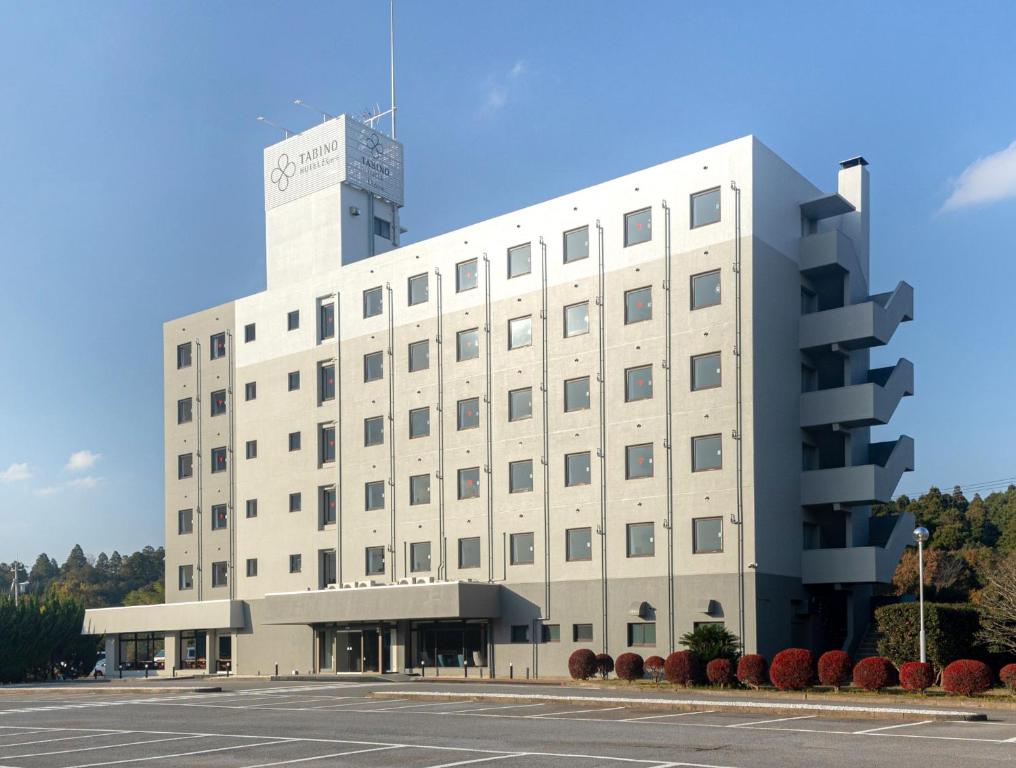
[{"xmin": 82, "ymin": 599, "xmax": 245, "ymax": 635}]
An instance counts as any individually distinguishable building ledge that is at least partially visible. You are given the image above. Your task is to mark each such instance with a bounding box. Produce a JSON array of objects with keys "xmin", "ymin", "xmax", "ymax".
[
  {"xmin": 82, "ymin": 599, "xmax": 245, "ymax": 635},
  {"xmin": 801, "ymin": 436, "xmax": 914, "ymax": 506},
  {"xmin": 802, "ymin": 511, "xmax": 915, "ymax": 584}
]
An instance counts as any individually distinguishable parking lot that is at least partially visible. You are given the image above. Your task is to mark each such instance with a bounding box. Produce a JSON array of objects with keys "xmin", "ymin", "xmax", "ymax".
[{"xmin": 0, "ymin": 680, "xmax": 1012, "ymax": 768}]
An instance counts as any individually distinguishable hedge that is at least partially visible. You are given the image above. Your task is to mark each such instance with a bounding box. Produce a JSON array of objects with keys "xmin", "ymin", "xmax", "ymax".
[
  {"xmin": 853, "ymin": 657, "xmax": 897, "ymax": 691},
  {"xmin": 875, "ymin": 603, "xmax": 980, "ymax": 671},
  {"xmin": 817, "ymin": 650, "xmax": 852, "ymax": 689},
  {"xmin": 644, "ymin": 655, "xmax": 666, "ymax": 683},
  {"xmin": 770, "ymin": 648, "xmax": 813, "ymax": 690},
  {"xmin": 942, "ymin": 659, "xmax": 992, "ymax": 696},
  {"xmin": 664, "ymin": 650, "xmax": 699, "ymax": 686},
  {"xmin": 706, "ymin": 658, "xmax": 735, "ymax": 687},
  {"xmin": 999, "ymin": 663, "xmax": 1016, "ymax": 693},
  {"xmin": 568, "ymin": 649, "xmax": 597, "ymax": 680},
  {"xmin": 899, "ymin": 661, "xmax": 935, "ymax": 692},
  {"xmin": 615, "ymin": 653, "xmax": 644, "ymax": 682},
  {"xmin": 595, "ymin": 653, "xmax": 614, "ymax": 679},
  {"xmin": 736, "ymin": 654, "xmax": 767, "ymax": 689}
]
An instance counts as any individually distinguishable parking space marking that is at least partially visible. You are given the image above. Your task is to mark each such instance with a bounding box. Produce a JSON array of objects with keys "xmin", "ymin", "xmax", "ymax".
[
  {"xmin": 65, "ymin": 739, "xmax": 287, "ymax": 768},
  {"xmin": 854, "ymin": 720, "xmax": 933, "ymax": 734},
  {"xmin": 372, "ymin": 700, "xmax": 472, "ymax": 711},
  {"xmin": 418, "ymin": 754, "xmax": 521, "ymax": 768},
  {"xmin": 3, "ymin": 734, "xmax": 204, "ymax": 759},
  {"xmin": 621, "ymin": 710, "xmax": 718, "ymax": 722},
  {"xmin": 727, "ymin": 714, "xmax": 816, "ymax": 727},
  {"xmin": 0, "ymin": 732, "xmax": 122, "ymax": 748},
  {"xmin": 532, "ymin": 705, "xmax": 627, "ymax": 718},
  {"xmin": 237, "ymin": 744, "xmax": 406, "ymax": 767},
  {"xmin": 449, "ymin": 703, "xmax": 547, "ymax": 713}
]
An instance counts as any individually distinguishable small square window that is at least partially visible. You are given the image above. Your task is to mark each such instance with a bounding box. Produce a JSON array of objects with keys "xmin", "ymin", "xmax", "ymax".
[
  {"xmin": 566, "ymin": 527, "xmax": 592, "ymax": 561},
  {"xmin": 563, "ymin": 301, "xmax": 590, "ymax": 337},
  {"xmin": 320, "ymin": 486, "xmax": 337, "ymax": 525},
  {"xmin": 628, "ymin": 622, "xmax": 657, "ymax": 647},
  {"xmin": 374, "ymin": 216, "xmax": 392, "ymax": 239},
  {"xmin": 691, "ymin": 270, "xmax": 721, "ymax": 310},
  {"xmin": 288, "ymin": 431, "xmax": 301, "ymax": 452},
  {"xmin": 458, "ymin": 467, "xmax": 480, "ymax": 500},
  {"xmin": 624, "ymin": 208, "xmax": 652, "ymax": 246},
  {"xmin": 457, "ymin": 397, "xmax": 479, "ymax": 430},
  {"xmin": 320, "ymin": 302, "xmax": 335, "ymax": 340},
  {"xmin": 508, "ymin": 243, "xmax": 532, "ymax": 278},
  {"xmin": 211, "ymin": 503, "xmax": 228, "ymax": 531},
  {"xmin": 364, "ymin": 351, "xmax": 384, "ymax": 382},
  {"xmin": 177, "ymin": 508, "xmax": 193, "ymax": 535},
  {"xmin": 210, "ymin": 389, "xmax": 226, "ymax": 417},
  {"xmin": 245, "ymin": 440, "xmax": 257, "ymax": 459},
  {"xmin": 288, "ymin": 371, "xmax": 301, "ymax": 391},
  {"xmin": 625, "ymin": 443, "xmax": 654, "ymax": 479},
  {"xmin": 363, "ymin": 287, "xmax": 384, "ymax": 318},
  {"xmin": 178, "ymin": 453, "xmax": 193, "ymax": 479},
  {"xmin": 287, "ymin": 310, "xmax": 300, "ymax": 331},
  {"xmin": 625, "ymin": 365, "xmax": 653, "ymax": 402},
  {"xmin": 510, "ymin": 625, "xmax": 529, "ymax": 643},
  {"xmin": 510, "ymin": 532, "xmax": 534, "ymax": 565},
  {"xmin": 246, "ymin": 558, "xmax": 258, "ymax": 577},
  {"xmin": 691, "ymin": 352, "xmax": 722, "ymax": 391},
  {"xmin": 625, "ymin": 286, "xmax": 652, "ymax": 324},
  {"xmin": 410, "ymin": 474, "xmax": 431, "ymax": 505},
  {"xmin": 693, "ymin": 516, "xmax": 724, "ymax": 553},
  {"xmin": 410, "ymin": 541, "xmax": 432, "ymax": 572},
  {"xmin": 408, "ymin": 340, "xmax": 429, "ymax": 372},
  {"xmin": 408, "ymin": 273, "xmax": 429, "ymax": 306},
  {"xmin": 564, "ymin": 376, "xmax": 590, "ymax": 412},
  {"xmin": 456, "ymin": 258, "xmax": 478, "ymax": 292},
  {"xmin": 210, "ymin": 446, "xmax": 227, "ymax": 474},
  {"xmin": 692, "ymin": 434, "xmax": 722, "ymax": 472},
  {"xmin": 456, "ymin": 328, "xmax": 480, "ymax": 361},
  {"xmin": 319, "ymin": 363, "xmax": 335, "ymax": 401},
  {"xmin": 364, "ymin": 416, "xmax": 384, "ymax": 446},
  {"xmin": 211, "ymin": 561, "xmax": 227, "ymax": 588},
  {"xmin": 245, "ymin": 382, "xmax": 257, "ymax": 401},
  {"xmin": 691, "ymin": 187, "xmax": 721, "ymax": 228},
  {"xmin": 244, "ymin": 323, "xmax": 256, "ymax": 343},
  {"xmin": 176, "ymin": 342, "xmax": 192, "ymax": 369},
  {"xmin": 245, "ymin": 498, "xmax": 258, "ymax": 518},
  {"xmin": 509, "ymin": 387, "xmax": 533, "ymax": 421},
  {"xmin": 177, "ymin": 398, "xmax": 192, "ymax": 425},
  {"xmin": 563, "ymin": 226, "xmax": 589, "ymax": 263},
  {"xmin": 365, "ymin": 481, "xmax": 385, "ymax": 511},
  {"xmin": 542, "ymin": 624, "xmax": 561, "ymax": 643},
  {"xmin": 289, "ymin": 492, "xmax": 302, "ymax": 513},
  {"xmin": 627, "ymin": 522, "xmax": 655, "ymax": 557},
  {"xmin": 509, "ymin": 459, "xmax": 533, "ymax": 493},
  {"xmin": 366, "ymin": 546, "xmax": 386, "ymax": 575},
  {"xmin": 178, "ymin": 565, "xmax": 194, "ymax": 590},
  {"xmin": 508, "ymin": 316, "xmax": 532, "ymax": 350},
  {"xmin": 565, "ymin": 452, "xmax": 591, "ymax": 487},
  {"xmin": 409, "ymin": 407, "xmax": 430, "ymax": 439},
  {"xmin": 289, "ymin": 554, "xmax": 302, "ymax": 573},
  {"xmin": 320, "ymin": 424, "xmax": 336, "ymax": 463},
  {"xmin": 458, "ymin": 536, "xmax": 481, "ymax": 568},
  {"xmin": 210, "ymin": 332, "xmax": 227, "ymax": 360},
  {"xmin": 573, "ymin": 623, "xmax": 593, "ymax": 642}
]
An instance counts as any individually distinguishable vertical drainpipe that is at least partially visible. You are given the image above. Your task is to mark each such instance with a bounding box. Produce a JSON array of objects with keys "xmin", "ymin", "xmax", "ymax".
[
  {"xmin": 335, "ymin": 293, "xmax": 344, "ymax": 586},
  {"xmin": 538, "ymin": 237, "xmax": 550, "ymax": 678},
  {"xmin": 227, "ymin": 330, "xmax": 236, "ymax": 601},
  {"xmin": 595, "ymin": 222, "xmax": 608, "ymax": 655},
  {"xmin": 435, "ymin": 268, "xmax": 447, "ymax": 580},
  {"xmin": 483, "ymin": 255, "xmax": 494, "ymax": 584},
  {"xmin": 195, "ymin": 340, "xmax": 203, "ymax": 602},
  {"xmin": 662, "ymin": 201, "xmax": 676, "ymax": 653},
  {"xmin": 386, "ymin": 284, "xmax": 397, "ymax": 582},
  {"xmin": 730, "ymin": 181, "xmax": 746, "ymax": 654}
]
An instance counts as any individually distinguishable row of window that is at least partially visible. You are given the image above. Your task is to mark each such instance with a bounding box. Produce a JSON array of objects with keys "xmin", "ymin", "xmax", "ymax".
[{"xmin": 513, "ymin": 621, "xmax": 667, "ymax": 648}]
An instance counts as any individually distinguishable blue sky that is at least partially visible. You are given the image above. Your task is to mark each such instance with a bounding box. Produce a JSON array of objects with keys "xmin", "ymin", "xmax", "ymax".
[{"xmin": 1, "ymin": 1, "xmax": 1014, "ymax": 564}]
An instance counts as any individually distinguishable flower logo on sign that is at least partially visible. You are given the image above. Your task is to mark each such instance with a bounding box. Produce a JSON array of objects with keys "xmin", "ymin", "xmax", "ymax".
[
  {"xmin": 271, "ymin": 153, "xmax": 296, "ymax": 192},
  {"xmin": 365, "ymin": 132, "xmax": 384, "ymax": 160}
]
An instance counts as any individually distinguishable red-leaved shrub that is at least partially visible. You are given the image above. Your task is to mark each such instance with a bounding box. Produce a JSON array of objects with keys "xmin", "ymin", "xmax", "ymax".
[
  {"xmin": 664, "ymin": 650, "xmax": 700, "ymax": 686},
  {"xmin": 817, "ymin": 651, "xmax": 853, "ymax": 689},
  {"xmin": 568, "ymin": 649, "xmax": 597, "ymax": 680},
  {"xmin": 769, "ymin": 648, "xmax": 814, "ymax": 690},
  {"xmin": 615, "ymin": 652, "xmax": 644, "ymax": 682},
  {"xmin": 942, "ymin": 659, "xmax": 993, "ymax": 696},
  {"xmin": 706, "ymin": 658, "xmax": 735, "ymax": 687},
  {"xmin": 645, "ymin": 655, "xmax": 666, "ymax": 683},
  {"xmin": 595, "ymin": 653, "xmax": 614, "ymax": 679},
  {"xmin": 852, "ymin": 657, "xmax": 897, "ymax": 691},
  {"xmin": 899, "ymin": 661, "xmax": 935, "ymax": 692},
  {"xmin": 736, "ymin": 654, "xmax": 767, "ymax": 689},
  {"xmin": 1000, "ymin": 663, "xmax": 1016, "ymax": 693}
]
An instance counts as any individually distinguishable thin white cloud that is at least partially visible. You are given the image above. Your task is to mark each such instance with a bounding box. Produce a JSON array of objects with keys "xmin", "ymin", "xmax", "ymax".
[
  {"xmin": 942, "ymin": 139, "xmax": 1016, "ymax": 212},
  {"xmin": 481, "ymin": 59, "xmax": 529, "ymax": 116},
  {"xmin": 66, "ymin": 450, "xmax": 102, "ymax": 472},
  {"xmin": 0, "ymin": 462, "xmax": 32, "ymax": 483},
  {"xmin": 67, "ymin": 476, "xmax": 102, "ymax": 489},
  {"xmin": 34, "ymin": 486, "xmax": 61, "ymax": 497}
]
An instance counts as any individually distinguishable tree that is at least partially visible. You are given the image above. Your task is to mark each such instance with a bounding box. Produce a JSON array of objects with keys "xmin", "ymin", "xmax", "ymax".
[
  {"xmin": 679, "ymin": 624, "xmax": 740, "ymax": 663},
  {"xmin": 977, "ymin": 553, "xmax": 1016, "ymax": 655},
  {"xmin": 29, "ymin": 554, "xmax": 60, "ymax": 596},
  {"xmin": 123, "ymin": 581, "xmax": 164, "ymax": 606}
]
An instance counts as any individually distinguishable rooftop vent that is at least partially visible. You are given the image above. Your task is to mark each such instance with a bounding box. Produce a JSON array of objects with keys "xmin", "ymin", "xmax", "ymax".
[{"xmin": 839, "ymin": 156, "xmax": 869, "ymax": 169}]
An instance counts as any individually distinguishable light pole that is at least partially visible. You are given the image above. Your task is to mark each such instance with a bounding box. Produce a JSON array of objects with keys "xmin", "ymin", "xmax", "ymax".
[{"xmin": 913, "ymin": 526, "xmax": 930, "ymax": 663}]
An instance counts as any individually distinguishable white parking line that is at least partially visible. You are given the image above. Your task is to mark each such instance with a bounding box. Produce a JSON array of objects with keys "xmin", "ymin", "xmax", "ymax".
[
  {"xmin": 532, "ymin": 705, "xmax": 627, "ymax": 718},
  {"xmin": 419, "ymin": 754, "xmax": 521, "ymax": 768},
  {"xmin": 728, "ymin": 715, "xmax": 816, "ymax": 727},
  {"xmin": 4, "ymin": 735, "xmax": 204, "ymax": 759},
  {"xmin": 854, "ymin": 720, "xmax": 933, "ymax": 734},
  {"xmin": 0, "ymin": 732, "xmax": 120, "ymax": 748},
  {"xmin": 371, "ymin": 700, "xmax": 468, "ymax": 711},
  {"xmin": 622, "ymin": 710, "xmax": 718, "ymax": 722},
  {"xmin": 237, "ymin": 744, "xmax": 406, "ymax": 767},
  {"xmin": 452, "ymin": 703, "xmax": 546, "ymax": 713},
  {"xmin": 64, "ymin": 739, "xmax": 286, "ymax": 768}
]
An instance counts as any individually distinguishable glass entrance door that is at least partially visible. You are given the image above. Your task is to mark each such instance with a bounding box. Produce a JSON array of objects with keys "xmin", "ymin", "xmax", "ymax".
[
  {"xmin": 336, "ymin": 631, "xmax": 362, "ymax": 673},
  {"xmin": 318, "ymin": 629, "xmax": 335, "ymax": 672}
]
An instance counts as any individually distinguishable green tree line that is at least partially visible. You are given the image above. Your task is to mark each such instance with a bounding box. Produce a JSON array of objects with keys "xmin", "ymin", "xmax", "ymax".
[{"xmin": 0, "ymin": 595, "xmax": 98, "ymax": 682}]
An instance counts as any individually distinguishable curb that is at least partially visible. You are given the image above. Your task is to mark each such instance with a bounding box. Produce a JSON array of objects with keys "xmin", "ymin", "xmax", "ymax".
[{"xmin": 372, "ymin": 690, "xmax": 987, "ymax": 721}]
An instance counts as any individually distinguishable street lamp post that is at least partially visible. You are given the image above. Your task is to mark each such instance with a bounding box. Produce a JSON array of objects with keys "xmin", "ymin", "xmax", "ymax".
[{"xmin": 913, "ymin": 526, "xmax": 930, "ymax": 663}]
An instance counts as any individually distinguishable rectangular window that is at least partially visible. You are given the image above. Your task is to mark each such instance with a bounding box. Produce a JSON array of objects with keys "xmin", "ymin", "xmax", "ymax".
[
  {"xmin": 563, "ymin": 226, "xmax": 589, "ymax": 263},
  {"xmin": 289, "ymin": 554, "xmax": 302, "ymax": 574},
  {"xmin": 457, "ymin": 328, "xmax": 479, "ymax": 361},
  {"xmin": 408, "ymin": 273, "xmax": 429, "ymax": 306},
  {"xmin": 319, "ymin": 363, "xmax": 335, "ymax": 401},
  {"xmin": 365, "ymin": 546, "xmax": 386, "ymax": 575},
  {"xmin": 287, "ymin": 310, "xmax": 300, "ymax": 331},
  {"xmin": 288, "ymin": 431, "xmax": 301, "ymax": 452},
  {"xmin": 627, "ymin": 522, "xmax": 655, "ymax": 557},
  {"xmin": 510, "ymin": 532, "xmax": 534, "ymax": 565},
  {"xmin": 288, "ymin": 371, "xmax": 300, "ymax": 391},
  {"xmin": 211, "ymin": 561, "xmax": 227, "ymax": 588},
  {"xmin": 458, "ymin": 536, "xmax": 481, "ymax": 568},
  {"xmin": 628, "ymin": 622, "xmax": 657, "ymax": 647},
  {"xmin": 691, "ymin": 352, "xmax": 722, "ymax": 391},
  {"xmin": 410, "ymin": 474, "xmax": 431, "ymax": 505},
  {"xmin": 410, "ymin": 541, "xmax": 432, "ymax": 572},
  {"xmin": 691, "ymin": 270, "xmax": 721, "ymax": 310},
  {"xmin": 408, "ymin": 339, "xmax": 429, "ymax": 372},
  {"xmin": 542, "ymin": 624, "xmax": 561, "ymax": 643},
  {"xmin": 177, "ymin": 508, "xmax": 193, "ymax": 535},
  {"xmin": 177, "ymin": 397, "xmax": 192, "ymax": 425},
  {"xmin": 510, "ymin": 625, "xmax": 529, "ymax": 643},
  {"xmin": 178, "ymin": 565, "xmax": 193, "ymax": 590},
  {"xmin": 457, "ymin": 397, "xmax": 479, "ymax": 430},
  {"xmin": 509, "ymin": 459, "xmax": 533, "ymax": 493},
  {"xmin": 693, "ymin": 516, "xmax": 724, "ymax": 553},
  {"xmin": 456, "ymin": 258, "xmax": 478, "ymax": 292},
  {"xmin": 176, "ymin": 342, "xmax": 192, "ymax": 369},
  {"xmin": 245, "ymin": 440, "xmax": 257, "ymax": 459},
  {"xmin": 409, "ymin": 407, "xmax": 430, "ymax": 439},
  {"xmin": 625, "ymin": 286, "xmax": 652, "ymax": 324},
  {"xmin": 566, "ymin": 527, "xmax": 592, "ymax": 561},
  {"xmin": 508, "ymin": 243, "xmax": 531, "ymax": 278},
  {"xmin": 508, "ymin": 316, "xmax": 532, "ymax": 350},
  {"xmin": 363, "ymin": 286, "xmax": 384, "ymax": 318},
  {"xmin": 244, "ymin": 323, "xmax": 256, "ymax": 343},
  {"xmin": 320, "ymin": 486, "xmax": 337, "ymax": 526},
  {"xmin": 509, "ymin": 387, "xmax": 533, "ymax": 421},
  {"xmin": 364, "ymin": 415, "xmax": 384, "ymax": 446},
  {"xmin": 178, "ymin": 453, "xmax": 193, "ymax": 479},
  {"xmin": 691, "ymin": 187, "xmax": 721, "ymax": 228},
  {"xmin": 625, "ymin": 443, "xmax": 654, "ymax": 479},
  {"xmin": 210, "ymin": 332, "xmax": 226, "ymax": 360},
  {"xmin": 246, "ymin": 558, "xmax": 258, "ymax": 577},
  {"xmin": 564, "ymin": 376, "xmax": 590, "ymax": 412},
  {"xmin": 245, "ymin": 382, "xmax": 257, "ymax": 401},
  {"xmin": 365, "ymin": 481, "xmax": 385, "ymax": 511},
  {"xmin": 211, "ymin": 504, "xmax": 227, "ymax": 531},
  {"xmin": 320, "ymin": 302, "xmax": 335, "ymax": 340},
  {"xmin": 692, "ymin": 434, "xmax": 722, "ymax": 471},
  {"xmin": 565, "ymin": 452, "xmax": 591, "ymax": 487},
  {"xmin": 373, "ymin": 216, "xmax": 392, "ymax": 239},
  {"xmin": 289, "ymin": 492, "xmax": 302, "ymax": 513},
  {"xmin": 364, "ymin": 351, "xmax": 384, "ymax": 382},
  {"xmin": 318, "ymin": 550, "xmax": 335, "ymax": 589},
  {"xmin": 210, "ymin": 389, "xmax": 226, "ymax": 417},
  {"xmin": 624, "ymin": 208, "xmax": 652, "ymax": 246},
  {"xmin": 320, "ymin": 424, "xmax": 336, "ymax": 463},
  {"xmin": 458, "ymin": 467, "xmax": 480, "ymax": 500},
  {"xmin": 245, "ymin": 498, "xmax": 258, "ymax": 518},
  {"xmin": 573, "ymin": 623, "xmax": 593, "ymax": 642},
  {"xmin": 625, "ymin": 365, "xmax": 653, "ymax": 402},
  {"xmin": 563, "ymin": 301, "xmax": 590, "ymax": 337},
  {"xmin": 210, "ymin": 446, "xmax": 227, "ymax": 473}
]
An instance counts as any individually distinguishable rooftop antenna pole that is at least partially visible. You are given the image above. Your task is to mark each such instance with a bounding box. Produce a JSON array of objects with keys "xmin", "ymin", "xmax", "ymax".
[
  {"xmin": 389, "ymin": 0, "xmax": 397, "ymax": 140},
  {"xmin": 256, "ymin": 116, "xmax": 296, "ymax": 138},
  {"xmin": 293, "ymin": 99, "xmax": 335, "ymax": 123}
]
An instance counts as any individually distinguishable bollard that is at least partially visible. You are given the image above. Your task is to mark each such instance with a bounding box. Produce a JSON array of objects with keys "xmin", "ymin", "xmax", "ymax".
[
  {"xmin": 526, "ymin": 667, "xmax": 529, "ymax": 680},
  {"xmin": 172, "ymin": 666, "xmax": 176, "ymax": 679},
  {"xmin": 119, "ymin": 664, "xmax": 123, "ymax": 680},
  {"xmin": 274, "ymin": 662, "xmax": 279, "ymax": 677},
  {"xmin": 464, "ymin": 662, "xmax": 468, "ymax": 679},
  {"xmin": 509, "ymin": 663, "xmax": 513, "ymax": 680},
  {"xmin": 145, "ymin": 664, "xmax": 149, "ymax": 679},
  {"xmin": 421, "ymin": 661, "xmax": 425, "ymax": 678},
  {"xmin": 480, "ymin": 667, "xmax": 484, "ymax": 679}
]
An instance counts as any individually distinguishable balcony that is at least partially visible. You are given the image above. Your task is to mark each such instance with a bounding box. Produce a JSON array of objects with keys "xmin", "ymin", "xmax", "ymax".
[
  {"xmin": 800, "ymin": 281, "xmax": 914, "ymax": 351},
  {"xmin": 799, "ymin": 230, "xmax": 857, "ymax": 276},
  {"xmin": 801, "ymin": 511, "xmax": 915, "ymax": 585},
  {"xmin": 801, "ymin": 435, "xmax": 914, "ymax": 507},
  {"xmin": 800, "ymin": 358, "xmax": 914, "ymax": 429}
]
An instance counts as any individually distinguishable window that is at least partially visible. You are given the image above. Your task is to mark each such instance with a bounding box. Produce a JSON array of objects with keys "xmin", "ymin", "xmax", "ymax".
[
  {"xmin": 288, "ymin": 371, "xmax": 300, "ymax": 391},
  {"xmin": 508, "ymin": 316, "xmax": 532, "ymax": 350},
  {"xmin": 409, "ymin": 407, "xmax": 430, "ymax": 439},
  {"xmin": 457, "ymin": 328, "xmax": 479, "ymax": 361},
  {"xmin": 364, "ymin": 416, "xmax": 384, "ymax": 446},
  {"xmin": 692, "ymin": 434, "xmax": 722, "ymax": 471},
  {"xmin": 564, "ymin": 376, "xmax": 590, "ymax": 412},
  {"xmin": 289, "ymin": 554, "xmax": 302, "ymax": 574},
  {"xmin": 176, "ymin": 342, "xmax": 192, "ymax": 369},
  {"xmin": 625, "ymin": 365, "xmax": 653, "ymax": 402},
  {"xmin": 211, "ymin": 504, "xmax": 227, "ymax": 531},
  {"xmin": 510, "ymin": 625, "xmax": 529, "ymax": 643},
  {"xmin": 319, "ymin": 363, "xmax": 335, "ymax": 401},
  {"xmin": 565, "ymin": 452, "xmax": 591, "ymax": 487},
  {"xmin": 211, "ymin": 447, "xmax": 227, "ymax": 473},
  {"xmin": 320, "ymin": 424, "xmax": 335, "ymax": 463},
  {"xmin": 364, "ymin": 351, "xmax": 384, "ymax": 382},
  {"xmin": 627, "ymin": 522, "xmax": 655, "ymax": 557},
  {"xmin": 408, "ymin": 273, "xmax": 429, "ymax": 306},
  {"xmin": 320, "ymin": 302, "xmax": 335, "ymax": 340},
  {"xmin": 566, "ymin": 527, "xmax": 592, "ymax": 561},
  {"xmin": 625, "ymin": 443, "xmax": 654, "ymax": 479},
  {"xmin": 320, "ymin": 486, "xmax": 337, "ymax": 525},
  {"xmin": 563, "ymin": 301, "xmax": 589, "ymax": 337},
  {"xmin": 459, "ymin": 537, "xmax": 481, "ymax": 569},
  {"xmin": 288, "ymin": 431, "xmax": 301, "ymax": 452},
  {"xmin": 244, "ymin": 323, "xmax": 256, "ymax": 343},
  {"xmin": 563, "ymin": 226, "xmax": 589, "ymax": 263},
  {"xmin": 178, "ymin": 508, "xmax": 193, "ymax": 535},
  {"xmin": 410, "ymin": 541, "xmax": 431, "ymax": 572},
  {"xmin": 245, "ymin": 498, "xmax": 258, "ymax": 518},
  {"xmin": 628, "ymin": 622, "xmax": 657, "ymax": 647},
  {"xmin": 363, "ymin": 287, "xmax": 384, "ymax": 318},
  {"xmin": 407, "ymin": 340, "xmax": 430, "ymax": 373},
  {"xmin": 210, "ymin": 389, "xmax": 226, "ymax": 416},
  {"xmin": 245, "ymin": 382, "xmax": 257, "ymax": 401},
  {"xmin": 289, "ymin": 492, "xmax": 302, "ymax": 513},
  {"xmin": 457, "ymin": 397, "xmax": 479, "ymax": 430},
  {"xmin": 509, "ymin": 387, "xmax": 532, "ymax": 421},
  {"xmin": 509, "ymin": 459, "xmax": 533, "ymax": 493},
  {"xmin": 365, "ymin": 546, "xmax": 386, "ymax": 575},
  {"xmin": 693, "ymin": 517, "xmax": 723, "ymax": 553},
  {"xmin": 625, "ymin": 286, "xmax": 652, "ymax": 324},
  {"xmin": 458, "ymin": 467, "xmax": 480, "ymax": 500},
  {"xmin": 287, "ymin": 310, "xmax": 300, "ymax": 331},
  {"xmin": 624, "ymin": 208, "xmax": 652, "ymax": 246},
  {"xmin": 178, "ymin": 565, "xmax": 193, "ymax": 590},
  {"xmin": 691, "ymin": 270, "xmax": 721, "ymax": 309},
  {"xmin": 410, "ymin": 474, "xmax": 431, "ymax": 505},
  {"xmin": 456, "ymin": 258, "xmax": 477, "ymax": 292},
  {"xmin": 365, "ymin": 481, "xmax": 385, "ymax": 511},
  {"xmin": 573, "ymin": 623, "xmax": 593, "ymax": 642},
  {"xmin": 245, "ymin": 440, "xmax": 257, "ymax": 459},
  {"xmin": 211, "ymin": 561, "xmax": 227, "ymax": 588},
  {"xmin": 510, "ymin": 532, "xmax": 534, "ymax": 565},
  {"xmin": 691, "ymin": 187, "xmax": 721, "ymax": 228},
  {"xmin": 246, "ymin": 559, "xmax": 258, "ymax": 577},
  {"xmin": 691, "ymin": 352, "xmax": 722, "ymax": 390},
  {"xmin": 177, "ymin": 398, "xmax": 192, "ymax": 425},
  {"xmin": 507, "ymin": 243, "xmax": 531, "ymax": 278},
  {"xmin": 177, "ymin": 453, "xmax": 193, "ymax": 479},
  {"xmin": 374, "ymin": 216, "xmax": 392, "ymax": 239},
  {"xmin": 542, "ymin": 624, "xmax": 561, "ymax": 643}
]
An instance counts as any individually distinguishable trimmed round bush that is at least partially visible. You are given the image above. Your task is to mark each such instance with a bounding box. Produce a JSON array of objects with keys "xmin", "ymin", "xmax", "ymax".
[
  {"xmin": 942, "ymin": 659, "xmax": 992, "ymax": 696},
  {"xmin": 644, "ymin": 655, "xmax": 666, "ymax": 683},
  {"xmin": 664, "ymin": 650, "xmax": 700, "ymax": 686},
  {"xmin": 769, "ymin": 648, "xmax": 814, "ymax": 691},
  {"xmin": 852, "ymin": 656, "xmax": 897, "ymax": 691},
  {"xmin": 899, "ymin": 661, "xmax": 936, "ymax": 692},
  {"xmin": 568, "ymin": 648, "xmax": 597, "ymax": 680},
  {"xmin": 736, "ymin": 654, "xmax": 767, "ymax": 689},
  {"xmin": 1000, "ymin": 663, "xmax": 1016, "ymax": 693},
  {"xmin": 706, "ymin": 657, "xmax": 735, "ymax": 687},
  {"xmin": 615, "ymin": 652, "xmax": 644, "ymax": 682},
  {"xmin": 817, "ymin": 650, "xmax": 853, "ymax": 689},
  {"xmin": 595, "ymin": 653, "xmax": 614, "ymax": 679}
]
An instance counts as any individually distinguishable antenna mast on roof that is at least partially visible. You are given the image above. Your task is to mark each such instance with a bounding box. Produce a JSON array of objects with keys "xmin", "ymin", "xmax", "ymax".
[{"xmin": 389, "ymin": 0, "xmax": 397, "ymax": 140}]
